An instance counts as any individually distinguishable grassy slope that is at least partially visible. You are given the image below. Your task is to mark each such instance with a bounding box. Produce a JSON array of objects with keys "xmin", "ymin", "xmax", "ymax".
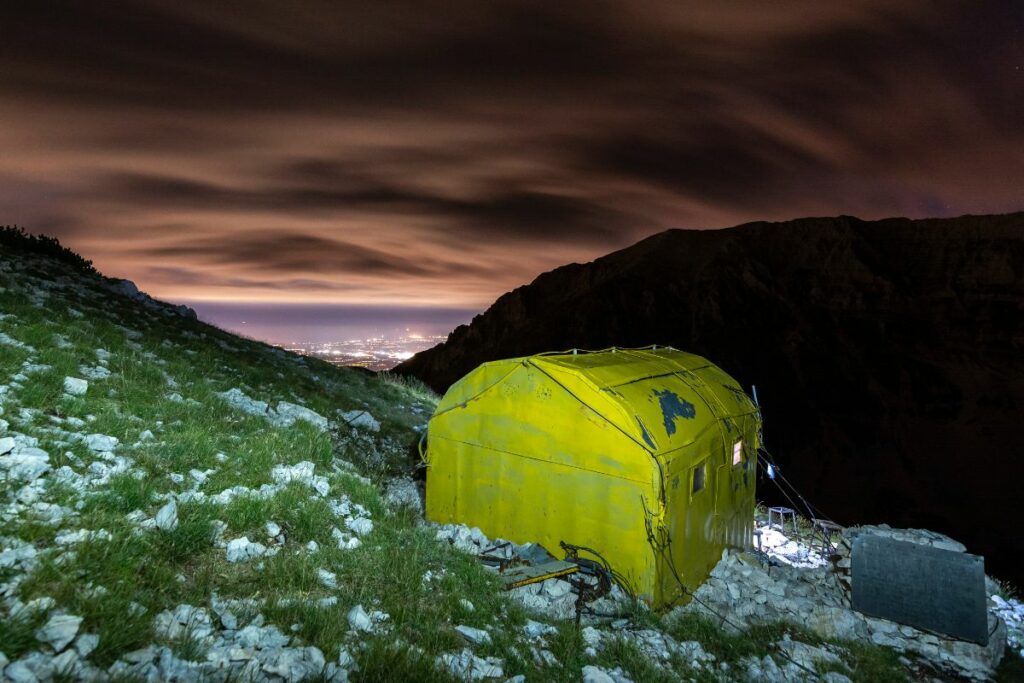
[{"xmin": 0, "ymin": 241, "xmax": 995, "ymax": 682}]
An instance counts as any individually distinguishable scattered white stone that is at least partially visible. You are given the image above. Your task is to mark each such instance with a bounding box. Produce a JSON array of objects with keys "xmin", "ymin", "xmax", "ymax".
[
  {"xmin": 384, "ymin": 477, "xmax": 423, "ymax": 514},
  {"xmin": 455, "ymin": 624, "xmax": 491, "ymax": 645},
  {"xmin": 74, "ymin": 633, "xmax": 99, "ymax": 658},
  {"xmin": 271, "ymin": 461, "xmax": 330, "ymax": 496},
  {"xmin": 339, "ymin": 409, "xmax": 380, "ymax": 432},
  {"xmin": 275, "ymin": 401, "xmax": 329, "ymax": 431},
  {"xmin": 82, "ymin": 433, "xmax": 119, "ymax": 452},
  {"xmin": 436, "ymin": 648, "xmax": 504, "ymax": 680},
  {"xmin": 0, "ymin": 331, "xmax": 34, "ymax": 351},
  {"xmin": 0, "ymin": 448, "xmax": 51, "ymax": 481},
  {"xmin": 524, "ymin": 620, "xmax": 558, "ymax": 639},
  {"xmin": 317, "ymin": 569, "xmax": 338, "ymax": 590},
  {"xmin": 154, "ymin": 500, "xmax": 178, "ymax": 531},
  {"xmin": 582, "ymin": 664, "xmax": 633, "ymax": 683},
  {"xmin": 757, "ymin": 525, "xmax": 828, "ymax": 568},
  {"xmin": 217, "ymin": 388, "xmax": 270, "ymax": 417},
  {"xmin": 347, "ymin": 604, "xmax": 373, "ymax": 632},
  {"xmin": 226, "ymin": 537, "xmax": 272, "ymax": 562},
  {"xmin": 990, "ymin": 594, "xmax": 1024, "ymax": 657},
  {"xmin": 332, "ymin": 527, "xmax": 362, "ymax": 550},
  {"xmin": 63, "ymin": 377, "xmax": 88, "ymax": 396},
  {"xmin": 189, "ymin": 468, "xmax": 215, "ymax": 485},
  {"xmin": 78, "ymin": 365, "xmax": 111, "ymax": 381},
  {"xmin": 54, "ymin": 528, "xmax": 112, "ymax": 545},
  {"xmin": 345, "ymin": 516, "xmax": 374, "ymax": 537},
  {"xmin": 36, "ymin": 613, "xmax": 83, "ymax": 652}
]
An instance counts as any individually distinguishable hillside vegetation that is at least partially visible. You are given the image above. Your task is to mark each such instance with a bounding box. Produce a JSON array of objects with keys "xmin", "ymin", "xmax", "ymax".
[{"xmin": 0, "ymin": 232, "xmax": 1013, "ymax": 682}]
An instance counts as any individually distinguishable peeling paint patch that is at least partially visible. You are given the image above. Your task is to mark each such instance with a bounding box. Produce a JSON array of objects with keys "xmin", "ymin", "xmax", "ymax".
[
  {"xmin": 637, "ymin": 417, "xmax": 656, "ymax": 449},
  {"xmin": 651, "ymin": 389, "xmax": 696, "ymax": 436},
  {"xmin": 722, "ymin": 384, "xmax": 747, "ymax": 404}
]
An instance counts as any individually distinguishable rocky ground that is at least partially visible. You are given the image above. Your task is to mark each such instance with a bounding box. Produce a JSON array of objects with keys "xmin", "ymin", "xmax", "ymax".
[
  {"xmin": 2, "ymin": 237, "xmax": 1022, "ymax": 682},
  {"xmin": 432, "ymin": 518, "xmax": 1024, "ymax": 683}
]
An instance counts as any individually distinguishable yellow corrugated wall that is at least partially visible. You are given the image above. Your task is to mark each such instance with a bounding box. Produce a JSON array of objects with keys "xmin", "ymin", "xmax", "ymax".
[{"xmin": 425, "ymin": 347, "xmax": 759, "ymax": 607}]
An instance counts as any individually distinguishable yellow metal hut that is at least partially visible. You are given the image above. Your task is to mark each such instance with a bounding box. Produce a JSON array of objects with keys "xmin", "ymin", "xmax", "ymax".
[{"xmin": 423, "ymin": 346, "xmax": 760, "ymax": 607}]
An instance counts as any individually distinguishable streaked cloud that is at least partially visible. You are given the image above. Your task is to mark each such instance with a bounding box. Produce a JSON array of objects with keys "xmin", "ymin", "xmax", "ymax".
[{"xmin": 0, "ymin": 0, "xmax": 1021, "ymax": 317}]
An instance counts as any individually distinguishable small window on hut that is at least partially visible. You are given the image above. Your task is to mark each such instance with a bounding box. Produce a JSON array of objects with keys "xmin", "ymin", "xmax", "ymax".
[
  {"xmin": 692, "ymin": 463, "xmax": 706, "ymax": 495},
  {"xmin": 733, "ymin": 440, "xmax": 743, "ymax": 466}
]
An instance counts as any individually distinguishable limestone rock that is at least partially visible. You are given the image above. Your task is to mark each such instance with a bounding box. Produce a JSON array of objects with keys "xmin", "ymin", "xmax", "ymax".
[
  {"xmin": 347, "ymin": 605, "xmax": 373, "ymax": 632},
  {"xmin": 582, "ymin": 665, "xmax": 634, "ymax": 683},
  {"xmin": 226, "ymin": 537, "xmax": 270, "ymax": 563},
  {"xmin": 82, "ymin": 433, "xmax": 118, "ymax": 452},
  {"xmin": 340, "ymin": 410, "xmax": 380, "ymax": 432},
  {"xmin": 275, "ymin": 401, "xmax": 329, "ymax": 431},
  {"xmin": 36, "ymin": 613, "xmax": 83, "ymax": 652},
  {"xmin": 345, "ymin": 516, "xmax": 373, "ymax": 537},
  {"xmin": 63, "ymin": 377, "xmax": 88, "ymax": 396},
  {"xmin": 217, "ymin": 388, "xmax": 270, "ymax": 417},
  {"xmin": 436, "ymin": 648, "xmax": 503, "ymax": 680},
  {"xmin": 1, "ymin": 448, "xmax": 50, "ymax": 481},
  {"xmin": 73, "ymin": 633, "xmax": 100, "ymax": 658},
  {"xmin": 317, "ymin": 569, "xmax": 338, "ymax": 590},
  {"xmin": 154, "ymin": 500, "xmax": 178, "ymax": 531},
  {"xmin": 454, "ymin": 624, "xmax": 491, "ymax": 645}
]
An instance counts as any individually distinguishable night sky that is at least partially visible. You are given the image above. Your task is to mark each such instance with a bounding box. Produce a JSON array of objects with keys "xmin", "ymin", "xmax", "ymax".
[{"xmin": 2, "ymin": 1, "xmax": 1022, "ymax": 341}]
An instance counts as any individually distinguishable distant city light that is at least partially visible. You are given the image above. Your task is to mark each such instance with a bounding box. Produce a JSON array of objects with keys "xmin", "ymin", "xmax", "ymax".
[{"xmin": 284, "ymin": 333, "xmax": 445, "ymax": 371}]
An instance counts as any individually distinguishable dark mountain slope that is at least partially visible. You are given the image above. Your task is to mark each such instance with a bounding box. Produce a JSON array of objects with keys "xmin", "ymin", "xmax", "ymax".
[{"xmin": 397, "ymin": 213, "xmax": 1024, "ymax": 584}]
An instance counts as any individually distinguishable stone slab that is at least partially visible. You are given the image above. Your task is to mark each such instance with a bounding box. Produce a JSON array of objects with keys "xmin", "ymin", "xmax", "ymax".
[{"xmin": 851, "ymin": 533, "xmax": 988, "ymax": 644}]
